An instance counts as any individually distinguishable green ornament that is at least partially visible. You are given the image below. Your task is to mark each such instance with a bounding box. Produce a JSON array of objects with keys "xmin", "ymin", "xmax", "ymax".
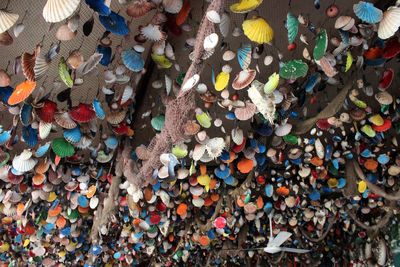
[
  {"xmin": 176, "ymin": 73, "xmax": 186, "ymax": 86},
  {"xmin": 287, "ymin": 13, "xmax": 298, "ymax": 45},
  {"xmin": 151, "ymin": 114, "xmax": 165, "ymax": 131},
  {"xmin": 283, "ymin": 134, "xmax": 298, "ymax": 145},
  {"xmin": 279, "ymin": 60, "xmax": 309, "ymax": 79},
  {"xmin": 313, "ymin": 28, "xmax": 328, "ymax": 60}
]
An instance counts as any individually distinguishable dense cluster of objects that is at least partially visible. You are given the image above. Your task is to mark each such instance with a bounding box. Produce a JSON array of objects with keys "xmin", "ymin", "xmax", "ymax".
[{"xmin": 0, "ymin": 0, "xmax": 399, "ymax": 266}]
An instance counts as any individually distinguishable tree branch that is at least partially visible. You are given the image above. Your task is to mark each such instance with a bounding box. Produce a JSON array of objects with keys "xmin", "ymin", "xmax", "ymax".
[
  {"xmin": 347, "ymin": 201, "xmax": 394, "ymax": 234},
  {"xmin": 293, "ymin": 79, "xmax": 354, "ymax": 135},
  {"xmin": 299, "ymin": 217, "xmax": 337, "ymax": 243},
  {"xmin": 352, "ymin": 159, "xmax": 400, "ymax": 200}
]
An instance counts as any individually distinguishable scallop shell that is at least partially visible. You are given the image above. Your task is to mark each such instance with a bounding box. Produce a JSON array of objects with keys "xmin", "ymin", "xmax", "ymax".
[
  {"xmin": 162, "ymin": 0, "xmax": 183, "ymax": 14},
  {"xmin": 39, "ymin": 121, "xmax": 52, "ymax": 140},
  {"xmin": 54, "ymin": 111, "xmax": 77, "ymax": 129},
  {"xmin": 43, "ymin": 0, "xmax": 80, "ymax": 23},
  {"xmin": 0, "ymin": 10, "xmax": 19, "ymax": 34},
  {"xmin": 222, "ymin": 50, "xmax": 235, "ymax": 61}
]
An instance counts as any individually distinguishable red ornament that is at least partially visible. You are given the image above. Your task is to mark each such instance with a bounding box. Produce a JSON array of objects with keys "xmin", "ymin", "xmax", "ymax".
[
  {"xmin": 287, "ymin": 43, "xmax": 296, "ymax": 51},
  {"xmin": 113, "ymin": 122, "xmax": 128, "ymax": 135},
  {"xmin": 36, "ymin": 100, "xmax": 58, "ymax": 123},
  {"xmin": 68, "ymin": 103, "xmax": 96, "ymax": 123},
  {"xmin": 326, "ymin": 5, "xmax": 339, "ymax": 18}
]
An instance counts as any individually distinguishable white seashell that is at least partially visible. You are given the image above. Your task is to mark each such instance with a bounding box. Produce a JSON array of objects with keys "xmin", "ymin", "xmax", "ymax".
[
  {"xmin": 303, "ymin": 48, "xmax": 311, "ymax": 60},
  {"xmin": 134, "ymin": 45, "xmax": 146, "ymax": 53},
  {"xmin": 192, "ymin": 144, "xmax": 206, "ymax": 161},
  {"xmin": 181, "ymin": 24, "xmax": 192, "ymax": 32},
  {"xmin": 165, "ymin": 42, "xmax": 175, "ymax": 60},
  {"xmin": 13, "ymin": 24, "xmax": 25, "ymax": 38},
  {"xmin": 9, "ymin": 106, "xmax": 20, "ymax": 115},
  {"xmin": 222, "ymin": 64, "xmax": 232, "ymax": 74},
  {"xmin": 206, "ymin": 10, "xmax": 221, "ymax": 23},
  {"xmin": 315, "ymin": 138, "xmax": 324, "ymax": 159},
  {"xmin": 39, "ymin": 121, "xmax": 52, "ymax": 140},
  {"xmin": 104, "ymin": 70, "xmax": 116, "ymax": 84},
  {"xmin": 196, "ymin": 83, "xmax": 207, "ymax": 94},
  {"xmin": 0, "ymin": 10, "xmax": 19, "ymax": 34},
  {"xmin": 12, "ymin": 150, "xmax": 37, "ymax": 173},
  {"xmin": 90, "ymin": 196, "xmax": 99, "ymax": 209},
  {"xmin": 263, "ymin": 55, "xmax": 273, "ymax": 66},
  {"xmin": 115, "ymin": 65, "xmax": 126, "ymax": 76},
  {"xmin": 231, "ymin": 128, "xmax": 243, "ymax": 145},
  {"xmin": 221, "ymin": 88, "xmax": 229, "ymax": 99},
  {"xmin": 275, "ymin": 123, "xmax": 292, "ymax": 137},
  {"xmin": 203, "ymin": 33, "xmax": 219, "ymax": 51},
  {"xmin": 232, "ymin": 27, "xmax": 242, "ymax": 37},
  {"xmin": 214, "ymin": 118, "xmax": 222, "ymax": 127},
  {"xmin": 300, "ymin": 34, "xmax": 309, "ymax": 45},
  {"xmin": 162, "ymin": 0, "xmax": 183, "ymax": 14},
  {"xmin": 222, "ymin": 50, "xmax": 235, "ymax": 61},
  {"xmin": 181, "ymin": 74, "xmax": 200, "ymax": 92},
  {"xmin": 34, "ymin": 52, "xmax": 49, "ymax": 81},
  {"xmin": 219, "ymin": 12, "xmax": 230, "ymax": 38},
  {"xmin": 42, "ymin": 0, "xmax": 80, "ymax": 23},
  {"xmin": 152, "ymin": 41, "xmax": 165, "ymax": 56}
]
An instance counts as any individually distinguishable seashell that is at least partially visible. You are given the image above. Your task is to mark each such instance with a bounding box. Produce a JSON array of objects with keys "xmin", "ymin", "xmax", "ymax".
[
  {"xmin": 263, "ymin": 55, "xmax": 273, "ymax": 66},
  {"xmin": 140, "ymin": 24, "xmax": 167, "ymax": 42},
  {"xmin": 126, "ymin": 0, "xmax": 153, "ymax": 18},
  {"xmin": 34, "ymin": 51, "xmax": 49, "ymax": 80},
  {"xmin": 67, "ymin": 13, "xmax": 80, "ymax": 32},
  {"xmin": 12, "ymin": 150, "xmax": 37, "ymax": 173},
  {"xmin": 300, "ymin": 34, "xmax": 309, "ymax": 45},
  {"xmin": 315, "ymin": 138, "xmax": 324, "ymax": 159},
  {"xmin": 0, "ymin": 10, "xmax": 19, "ymax": 34},
  {"xmin": 219, "ymin": 12, "xmax": 230, "ymax": 38},
  {"xmin": 303, "ymin": 48, "xmax": 311, "ymax": 60},
  {"xmin": 222, "ymin": 50, "xmax": 235, "ymax": 61},
  {"xmin": 54, "ymin": 111, "xmax": 77, "ymax": 129},
  {"xmin": 13, "ymin": 23, "xmax": 25, "ymax": 38},
  {"xmin": 206, "ymin": 10, "xmax": 221, "ymax": 23},
  {"xmin": 162, "ymin": 0, "xmax": 183, "ymax": 14},
  {"xmin": 375, "ymin": 91, "xmax": 393, "ymax": 105},
  {"xmin": 67, "ymin": 50, "xmax": 84, "ymax": 69},
  {"xmin": 43, "ymin": 0, "xmax": 80, "ymax": 23},
  {"xmin": 56, "ymin": 24, "xmax": 77, "ymax": 41},
  {"xmin": 203, "ymin": 33, "xmax": 219, "ymax": 51},
  {"xmin": 275, "ymin": 123, "xmax": 292, "ymax": 137},
  {"xmin": 334, "ymin": 16, "xmax": 352, "ymax": 29},
  {"xmin": 0, "ymin": 31, "xmax": 13, "ymax": 46},
  {"xmin": 0, "ymin": 70, "xmax": 11, "ymax": 87},
  {"xmin": 165, "ymin": 42, "xmax": 175, "ymax": 60}
]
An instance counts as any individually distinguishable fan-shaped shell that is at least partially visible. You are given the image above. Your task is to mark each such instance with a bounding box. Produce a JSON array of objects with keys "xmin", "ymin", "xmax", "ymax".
[
  {"xmin": 219, "ymin": 12, "xmax": 230, "ymax": 38},
  {"xmin": 39, "ymin": 121, "xmax": 52, "ymax": 140},
  {"xmin": 162, "ymin": 0, "xmax": 183, "ymax": 14},
  {"xmin": 232, "ymin": 69, "xmax": 256, "ymax": 90},
  {"xmin": 353, "ymin": 1, "xmax": 383, "ymax": 24},
  {"xmin": 0, "ymin": 31, "xmax": 13, "ymax": 46},
  {"xmin": 12, "ymin": 150, "xmax": 37, "ymax": 173},
  {"xmin": 140, "ymin": 24, "xmax": 167, "ymax": 42},
  {"xmin": 22, "ymin": 45, "xmax": 40, "ymax": 82},
  {"xmin": 43, "ymin": 0, "xmax": 81, "ymax": 23},
  {"xmin": 378, "ymin": 6, "xmax": 400, "ymax": 39},
  {"xmin": 0, "ymin": 10, "xmax": 19, "ymax": 34},
  {"xmin": 54, "ymin": 111, "xmax": 77, "ymax": 129},
  {"xmin": 34, "ymin": 51, "xmax": 49, "ymax": 80},
  {"xmin": 127, "ymin": 0, "xmax": 153, "ymax": 18},
  {"xmin": 242, "ymin": 17, "xmax": 273, "ymax": 44}
]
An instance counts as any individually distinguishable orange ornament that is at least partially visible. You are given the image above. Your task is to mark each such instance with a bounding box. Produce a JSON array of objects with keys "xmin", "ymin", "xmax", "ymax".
[
  {"xmin": 256, "ymin": 196, "xmax": 264, "ymax": 210},
  {"xmin": 276, "ymin": 186, "xmax": 290, "ymax": 196},
  {"xmin": 8, "ymin": 80, "xmax": 36, "ymax": 105},
  {"xmin": 199, "ymin": 235, "xmax": 210, "ymax": 246},
  {"xmin": 177, "ymin": 203, "xmax": 188, "ymax": 215},
  {"xmin": 56, "ymin": 216, "xmax": 67, "ymax": 228},
  {"xmin": 48, "ymin": 205, "xmax": 62, "ymax": 217},
  {"xmin": 310, "ymin": 156, "xmax": 323, "ymax": 166},
  {"xmin": 364, "ymin": 159, "xmax": 378, "ymax": 170},
  {"xmin": 237, "ymin": 158, "xmax": 254, "ymax": 173},
  {"xmin": 176, "ymin": 0, "xmax": 191, "ymax": 25}
]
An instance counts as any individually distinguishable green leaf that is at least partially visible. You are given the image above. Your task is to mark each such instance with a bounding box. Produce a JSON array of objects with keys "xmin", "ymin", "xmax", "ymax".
[
  {"xmin": 279, "ymin": 59, "xmax": 309, "ymax": 79},
  {"xmin": 313, "ymin": 28, "xmax": 328, "ymax": 60},
  {"xmin": 287, "ymin": 13, "xmax": 298, "ymax": 44},
  {"xmin": 58, "ymin": 57, "xmax": 73, "ymax": 88}
]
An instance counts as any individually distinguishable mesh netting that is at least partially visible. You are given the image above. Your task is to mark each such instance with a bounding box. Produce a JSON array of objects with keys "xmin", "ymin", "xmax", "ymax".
[{"xmin": 132, "ymin": 0, "xmax": 225, "ymax": 187}]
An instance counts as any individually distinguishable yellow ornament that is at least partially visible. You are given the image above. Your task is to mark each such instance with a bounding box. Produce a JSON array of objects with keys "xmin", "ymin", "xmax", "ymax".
[
  {"xmin": 197, "ymin": 174, "xmax": 211, "ymax": 186},
  {"xmin": 230, "ymin": 0, "xmax": 263, "ymax": 13},
  {"xmin": 0, "ymin": 243, "xmax": 9, "ymax": 252},
  {"xmin": 358, "ymin": 180, "xmax": 367, "ymax": 193},
  {"xmin": 151, "ymin": 54, "xmax": 172, "ymax": 68},
  {"xmin": 24, "ymin": 239, "xmax": 30, "ymax": 247},
  {"xmin": 242, "ymin": 16, "xmax": 274, "ymax": 44},
  {"xmin": 215, "ymin": 72, "xmax": 230, "ymax": 91},
  {"xmin": 47, "ymin": 192, "xmax": 57, "ymax": 202},
  {"xmin": 264, "ymin": 72, "xmax": 279, "ymax": 93}
]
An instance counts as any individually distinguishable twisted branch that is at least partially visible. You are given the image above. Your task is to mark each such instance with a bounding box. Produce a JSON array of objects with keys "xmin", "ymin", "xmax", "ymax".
[
  {"xmin": 299, "ymin": 217, "xmax": 337, "ymax": 243},
  {"xmin": 352, "ymin": 159, "xmax": 400, "ymax": 200},
  {"xmin": 293, "ymin": 78, "xmax": 354, "ymax": 135}
]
